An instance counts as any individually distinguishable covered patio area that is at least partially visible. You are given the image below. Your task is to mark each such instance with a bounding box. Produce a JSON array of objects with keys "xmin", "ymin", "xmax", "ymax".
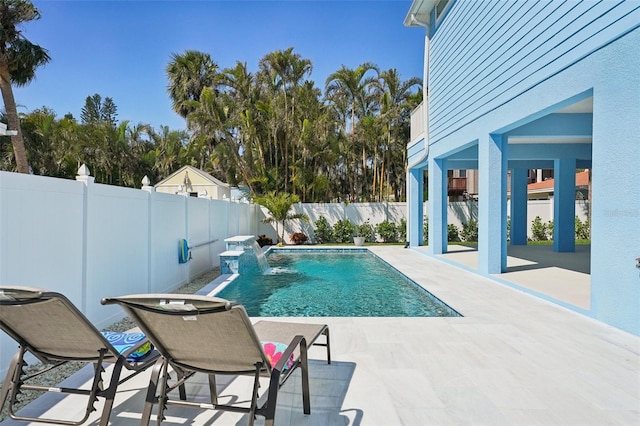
[{"xmin": 429, "ymin": 244, "xmax": 591, "ymax": 311}]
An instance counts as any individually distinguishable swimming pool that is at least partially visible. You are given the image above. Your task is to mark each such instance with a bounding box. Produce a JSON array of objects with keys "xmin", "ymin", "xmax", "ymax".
[{"xmin": 214, "ymin": 249, "xmax": 460, "ymax": 317}]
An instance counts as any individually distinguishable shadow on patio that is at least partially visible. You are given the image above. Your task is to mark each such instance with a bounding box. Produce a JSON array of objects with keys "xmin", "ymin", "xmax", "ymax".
[{"xmin": 1, "ymin": 360, "xmax": 358, "ymax": 426}]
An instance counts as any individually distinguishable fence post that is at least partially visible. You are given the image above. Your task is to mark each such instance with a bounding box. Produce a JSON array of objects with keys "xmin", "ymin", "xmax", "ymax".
[
  {"xmin": 75, "ymin": 164, "xmax": 94, "ymax": 311},
  {"xmin": 141, "ymin": 176, "xmax": 154, "ymax": 292}
]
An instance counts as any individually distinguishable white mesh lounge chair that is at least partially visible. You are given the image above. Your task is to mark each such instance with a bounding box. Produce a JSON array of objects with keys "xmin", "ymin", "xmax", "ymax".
[
  {"xmin": 101, "ymin": 293, "xmax": 330, "ymax": 426},
  {"xmin": 0, "ymin": 286, "xmax": 159, "ymax": 425}
]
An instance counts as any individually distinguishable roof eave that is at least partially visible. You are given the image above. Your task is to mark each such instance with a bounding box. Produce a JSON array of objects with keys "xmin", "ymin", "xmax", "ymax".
[{"xmin": 403, "ymin": 0, "xmax": 436, "ymax": 28}]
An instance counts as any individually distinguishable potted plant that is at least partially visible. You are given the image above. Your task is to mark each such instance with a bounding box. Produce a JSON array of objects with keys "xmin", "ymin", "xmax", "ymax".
[
  {"xmin": 290, "ymin": 232, "xmax": 308, "ymax": 245},
  {"xmin": 256, "ymin": 234, "xmax": 273, "ymax": 247},
  {"xmin": 354, "ymin": 219, "xmax": 374, "ymax": 246}
]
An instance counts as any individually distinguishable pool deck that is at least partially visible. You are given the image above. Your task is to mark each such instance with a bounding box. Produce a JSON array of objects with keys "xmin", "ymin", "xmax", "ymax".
[{"xmin": 2, "ymin": 245, "xmax": 639, "ymax": 425}]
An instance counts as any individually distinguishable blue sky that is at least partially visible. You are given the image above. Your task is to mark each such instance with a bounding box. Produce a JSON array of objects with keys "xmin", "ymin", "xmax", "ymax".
[{"xmin": 13, "ymin": 0, "xmax": 425, "ymax": 131}]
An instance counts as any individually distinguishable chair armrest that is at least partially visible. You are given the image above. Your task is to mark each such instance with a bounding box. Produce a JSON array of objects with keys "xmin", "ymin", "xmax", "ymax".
[{"xmin": 272, "ymin": 335, "xmax": 307, "ymax": 373}]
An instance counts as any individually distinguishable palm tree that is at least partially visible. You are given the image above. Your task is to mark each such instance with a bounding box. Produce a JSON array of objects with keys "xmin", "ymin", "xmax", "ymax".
[
  {"xmin": 151, "ymin": 125, "xmax": 188, "ymax": 179},
  {"xmin": 325, "ymin": 62, "xmax": 379, "ymax": 135},
  {"xmin": 166, "ymin": 50, "xmax": 218, "ymax": 120},
  {"xmin": 325, "ymin": 63, "xmax": 380, "ymax": 200},
  {"xmin": 258, "ymin": 48, "xmax": 312, "ymax": 193},
  {"xmin": 254, "ymin": 191, "xmax": 308, "ymax": 245},
  {"xmin": 223, "ymin": 62, "xmax": 267, "ymax": 185},
  {"xmin": 375, "ymin": 69, "xmax": 422, "ymax": 200},
  {"xmin": 19, "ymin": 106, "xmax": 56, "ymax": 176},
  {"xmin": 0, "ymin": 0, "xmax": 50, "ymax": 173}
]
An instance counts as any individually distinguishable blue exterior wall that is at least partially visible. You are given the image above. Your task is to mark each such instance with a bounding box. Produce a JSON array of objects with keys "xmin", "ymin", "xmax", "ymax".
[
  {"xmin": 589, "ymin": 29, "xmax": 640, "ymax": 334},
  {"xmin": 428, "ymin": 0, "xmax": 639, "ymax": 142},
  {"xmin": 411, "ymin": 0, "xmax": 640, "ymax": 335}
]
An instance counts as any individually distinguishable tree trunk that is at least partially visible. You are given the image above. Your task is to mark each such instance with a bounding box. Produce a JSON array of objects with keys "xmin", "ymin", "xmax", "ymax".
[{"xmin": 0, "ymin": 65, "xmax": 29, "ymax": 173}]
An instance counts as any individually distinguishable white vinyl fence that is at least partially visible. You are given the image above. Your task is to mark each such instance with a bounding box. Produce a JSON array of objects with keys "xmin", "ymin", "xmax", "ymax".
[{"xmin": 0, "ymin": 170, "xmax": 272, "ymax": 375}]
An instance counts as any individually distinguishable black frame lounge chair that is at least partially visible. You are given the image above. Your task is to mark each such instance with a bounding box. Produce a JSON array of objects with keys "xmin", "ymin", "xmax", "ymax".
[
  {"xmin": 101, "ymin": 293, "xmax": 330, "ymax": 426},
  {"xmin": 0, "ymin": 286, "xmax": 159, "ymax": 426}
]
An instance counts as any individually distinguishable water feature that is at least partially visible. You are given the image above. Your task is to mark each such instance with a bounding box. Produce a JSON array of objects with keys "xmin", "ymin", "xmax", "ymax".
[
  {"xmin": 221, "ymin": 235, "xmax": 269, "ymax": 274},
  {"xmin": 250, "ymin": 240, "xmax": 269, "ymax": 271}
]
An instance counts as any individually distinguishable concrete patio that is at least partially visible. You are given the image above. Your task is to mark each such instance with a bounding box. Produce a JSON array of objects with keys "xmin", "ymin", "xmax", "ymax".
[
  {"xmin": 432, "ymin": 244, "xmax": 592, "ymax": 311},
  {"xmin": 2, "ymin": 245, "xmax": 638, "ymax": 425}
]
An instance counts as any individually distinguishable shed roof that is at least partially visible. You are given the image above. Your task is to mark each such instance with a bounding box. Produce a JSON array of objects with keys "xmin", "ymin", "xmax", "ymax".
[{"xmin": 154, "ymin": 165, "xmax": 229, "ymax": 188}]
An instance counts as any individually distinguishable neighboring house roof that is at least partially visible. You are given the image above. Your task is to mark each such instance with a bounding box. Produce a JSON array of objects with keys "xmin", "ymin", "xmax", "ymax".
[
  {"xmin": 154, "ymin": 165, "xmax": 229, "ymax": 188},
  {"xmin": 0, "ymin": 122, "xmax": 18, "ymax": 136},
  {"xmin": 524, "ymin": 170, "xmax": 590, "ymax": 199},
  {"xmin": 527, "ymin": 170, "xmax": 589, "ymax": 192}
]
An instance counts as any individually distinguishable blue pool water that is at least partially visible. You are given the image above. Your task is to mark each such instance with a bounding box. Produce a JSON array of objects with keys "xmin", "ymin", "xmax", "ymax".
[{"xmin": 215, "ymin": 249, "xmax": 460, "ymax": 317}]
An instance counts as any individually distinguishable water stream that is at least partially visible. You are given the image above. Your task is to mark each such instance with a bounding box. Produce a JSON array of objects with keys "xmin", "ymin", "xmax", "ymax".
[{"xmin": 250, "ymin": 240, "xmax": 269, "ymax": 272}]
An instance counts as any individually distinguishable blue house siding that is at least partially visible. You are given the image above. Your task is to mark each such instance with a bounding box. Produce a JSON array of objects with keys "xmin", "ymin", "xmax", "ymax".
[
  {"xmin": 407, "ymin": 138, "xmax": 428, "ymax": 168},
  {"xmin": 428, "ymin": 0, "xmax": 640, "ymax": 143},
  {"xmin": 405, "ymin": 0, "xmax": 640, "ymax": 335}
]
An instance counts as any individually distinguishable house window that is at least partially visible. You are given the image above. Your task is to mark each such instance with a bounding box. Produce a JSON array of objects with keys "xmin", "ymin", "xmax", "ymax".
[{"xmin": 435, "ymin": 0, "xmax": 451, "ymax": 21}]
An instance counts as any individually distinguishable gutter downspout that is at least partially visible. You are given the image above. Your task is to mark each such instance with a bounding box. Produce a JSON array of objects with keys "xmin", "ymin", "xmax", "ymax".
[
  {"xmin": 406, "ymin": 13, "xmax": 432, "ymax": 247},
  {"xmin": 409, "ymin": 14, "xmax": 430, "ymax": 165}
]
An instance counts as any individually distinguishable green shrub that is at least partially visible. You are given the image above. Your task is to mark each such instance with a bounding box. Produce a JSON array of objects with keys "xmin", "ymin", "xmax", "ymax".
[
  {"xmin": 313, "ymin": 216, "xmax": 333, "ymax": 243},
  {"xmin": 423, "ymin": 218, "xmax": 429, "ymax": 244},
  {"xmin": 575, "ymin": 216, "xmax": 590, "ymax": 240},
  {"xmin": 447, "ymin": 223, "xmax": 460, "ymax": 242},
  {"xmin": 356, "ymin": 219, "xmax": 376, "ymax": 242},
  {"xmin": 461, "ymin": 219, "xmax": 478, "ymax": 242},
  {"xmin": 333, "ymin": 219, "xmax": 355, "ymax": 243},
  {"xmin": 376, "ymin": 220, "xmax": 398, "ymax": 243},
  {"xmin": 399, "ymin": 218, "xmax": 407, "ymax": 242},
  {"xmin": 531, "ymin": 216, "xmax": 548, "ymax": 241}
]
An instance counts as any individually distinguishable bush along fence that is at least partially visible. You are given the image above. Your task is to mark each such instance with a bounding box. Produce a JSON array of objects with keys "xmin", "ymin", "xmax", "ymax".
[
  {"xmin": 285, "ymin": 214, "xmax": 590, "ymax": 245},
  {"xmin": 282, "ymin": 201, "xmax": 589, "ymax": 245}
]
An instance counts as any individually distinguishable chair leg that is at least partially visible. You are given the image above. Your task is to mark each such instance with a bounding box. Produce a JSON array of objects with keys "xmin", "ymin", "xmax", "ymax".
[
  {"xmin": 99, "ymin": 360, "xmax": 124, "ymax": 426},
  {"xmin": 0, "ymin": 350, "xmax": 23, "ymax": 415},
  {"xmin": 208, "ymin": 374, "xmax": 218, "ymax": 405},
  {"xmin": 172, "ymin": 366, "xmax": 188, "ymax": 401},
  {"xmin": 300, "ymin": 339, "xmax": 310, "ymax": 414},
  {"xmin": 249, "ymin": 364, "xmax": 264, "ymax": 426},
  {"xmin": 156, "ymin": 358, "xmax": 171, "ymax": 425},
  {"xmin": 324, "ymin": 328, "xmax": 331, "ymax": 365},
  {"xmin": 140, "ymin": 358, "xmax": 163, "ymax": 426}
]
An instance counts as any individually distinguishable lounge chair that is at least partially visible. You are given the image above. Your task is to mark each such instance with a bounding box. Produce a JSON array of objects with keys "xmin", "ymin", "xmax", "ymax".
[
  {"xmin": 101, "ymin": 293, "xmax": 330, "ymax": 426},
  {"xmin": 0, "ymin": 286, "xmax": 159, "ymax": 426}
]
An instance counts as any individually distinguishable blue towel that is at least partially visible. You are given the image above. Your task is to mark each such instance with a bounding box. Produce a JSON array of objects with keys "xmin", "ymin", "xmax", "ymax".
[
  {"xmin": 101, "ymin": 331, "xmax": 153, "ymax": 361},
  {"xmin": 178, "ymin": 239, "xmax": 189, "ymax": 263}
]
